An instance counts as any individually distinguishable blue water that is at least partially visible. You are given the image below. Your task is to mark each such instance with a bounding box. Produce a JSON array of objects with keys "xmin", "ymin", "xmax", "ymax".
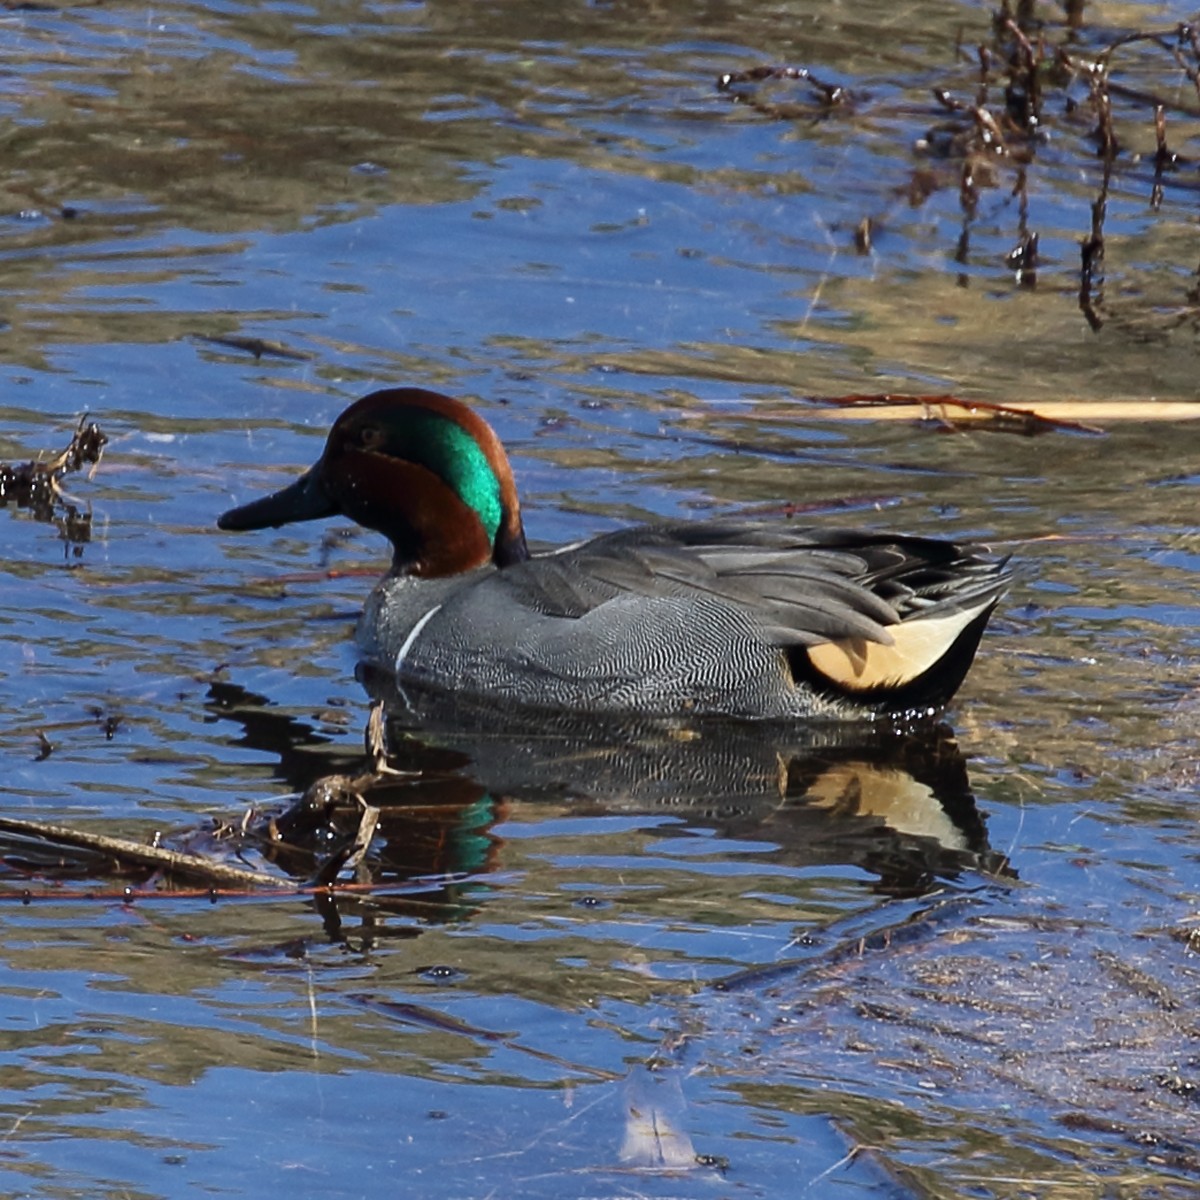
[{"xmin": 1, "ymin": 1, "xmax": 1199, "ymax": 1196}]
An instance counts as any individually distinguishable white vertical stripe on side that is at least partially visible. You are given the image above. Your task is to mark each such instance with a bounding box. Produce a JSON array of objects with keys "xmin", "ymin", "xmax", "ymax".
[{"xmin": 394, "ymin": 604, "xmax": 442, "ymax": 672}]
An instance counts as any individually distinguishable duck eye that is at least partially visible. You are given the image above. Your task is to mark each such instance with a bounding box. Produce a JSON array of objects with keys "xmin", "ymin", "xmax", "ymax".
[{"xmin": 358, "ymin": 424, "xmax": 385, "ymax": 450}]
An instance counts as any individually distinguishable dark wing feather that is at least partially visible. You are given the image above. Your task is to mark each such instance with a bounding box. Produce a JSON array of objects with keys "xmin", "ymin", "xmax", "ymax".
[{"xmin": 493, "ymin": 520, "xmax": 1010, "ymax": 649}]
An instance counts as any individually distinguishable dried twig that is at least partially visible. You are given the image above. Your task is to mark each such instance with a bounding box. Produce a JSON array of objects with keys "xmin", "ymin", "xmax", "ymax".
[
  {"xmin": 192, "ymin": 334, "xmax": 313, "ymax": 361},
  {"xmin": 1080, "ymin": 160, "xmax": 1110, "ymax": 331},
  {"xmin": 677, "ymin": 395, "xmax": 1200, "ymax": 432},
  {"xmin": 0, "ymin": 814, "xmax": 293, "ymax": 891}
]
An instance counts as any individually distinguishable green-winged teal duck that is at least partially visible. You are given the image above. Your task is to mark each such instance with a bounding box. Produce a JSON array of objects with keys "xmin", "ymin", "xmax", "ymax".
[{"xmin": 219, "ymin": 388, "xmax": 1009, "ymax": 720}]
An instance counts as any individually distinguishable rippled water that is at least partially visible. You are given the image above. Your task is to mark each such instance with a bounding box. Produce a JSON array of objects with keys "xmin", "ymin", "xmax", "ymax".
[{"xmin": 2, "ymin": 1, "xmax": 1199, "ymax": 1197}]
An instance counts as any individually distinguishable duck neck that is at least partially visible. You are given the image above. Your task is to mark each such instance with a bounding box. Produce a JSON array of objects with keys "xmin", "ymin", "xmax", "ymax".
[{"xmin": 386, "ymin": 482, "xmax": 529, "ymax": 579}]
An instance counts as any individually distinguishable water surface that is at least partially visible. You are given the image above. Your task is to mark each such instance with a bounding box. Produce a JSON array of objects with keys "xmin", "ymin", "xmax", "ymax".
[{"xmin": 1, "ymin": 1, "xmax": 1199, "ymax": 1196}]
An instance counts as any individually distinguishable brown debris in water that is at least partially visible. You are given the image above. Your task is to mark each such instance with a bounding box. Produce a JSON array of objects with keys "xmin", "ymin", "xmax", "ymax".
[
  {"xmin": 0, "ymin": 701, "xmax": 399, "ymax": 898},
  {"xmin": 716, "ymin": 65, "xmax": 850, "ymax": 119},
  {"xmin": 716, "ymin": 13, "xmax": 1200, "ymax": 336},
  {"xmin": 0, "ymin": 416, "xmax": 107, "ymax": 508},
  {"xmin": 819, "ymin": 393, "xmax": 1105, "ymax": 435},
  {"xmin": 192, "ymin": 333, "xmax": 314, "ymax": 361},
  {"xmin": 1080, "ymin": 159, "xmax": 1110, "ymax": 331},
  {"xmin": 0, "ymin": 417, "xmax": 107, "ymax": 552}
]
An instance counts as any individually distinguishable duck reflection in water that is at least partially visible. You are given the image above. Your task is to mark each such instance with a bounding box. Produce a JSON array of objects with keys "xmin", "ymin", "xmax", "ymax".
[{"xmin": 205, "ymin": 675, "xmax": 1009, "ymax": 913}]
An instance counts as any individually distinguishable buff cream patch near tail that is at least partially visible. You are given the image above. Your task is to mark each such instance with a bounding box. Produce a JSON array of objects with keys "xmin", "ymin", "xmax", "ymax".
[{"xmin": 805, "ymin": 603, "xmax": 987, "ymax": 692}]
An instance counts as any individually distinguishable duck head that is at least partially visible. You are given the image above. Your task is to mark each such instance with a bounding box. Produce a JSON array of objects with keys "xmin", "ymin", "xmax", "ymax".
[{"xmin": 218, "ymin": 388, "xmax": 529, "ymax": 577}]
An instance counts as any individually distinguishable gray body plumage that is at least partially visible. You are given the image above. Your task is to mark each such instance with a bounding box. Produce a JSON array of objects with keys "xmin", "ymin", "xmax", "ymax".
[{"xmin": 356, "ymin": 521, "xmax": 1009, "ymax": 720}]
